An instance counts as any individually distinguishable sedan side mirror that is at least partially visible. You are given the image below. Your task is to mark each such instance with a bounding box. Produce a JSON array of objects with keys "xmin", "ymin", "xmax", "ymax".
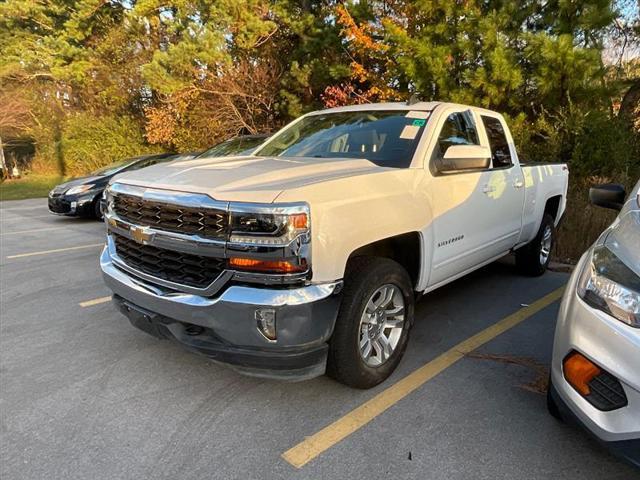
[
  {"xmin": 589, "ymin": 183, "xmax": 626, "ymax": 211},
  {"xmin": 439, "ymin": 145, "xmax": 491, "ymax": 173}
]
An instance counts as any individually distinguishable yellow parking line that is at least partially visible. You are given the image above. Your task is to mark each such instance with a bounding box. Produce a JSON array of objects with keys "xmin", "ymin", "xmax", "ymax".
[
  {"xmin": 281, "ymin": 285, "xmax": 565, "ymax": 469},
  {"xmin": 79, "ymin": 296, "xmax": 111, "ymax": 307},
  {"xmin": 6, "ymin": 243, "xmax": 103, "ymax": 259},
  {"xmin": 0, "ymin": 226, "xmax": 67, "ymax": 236}
]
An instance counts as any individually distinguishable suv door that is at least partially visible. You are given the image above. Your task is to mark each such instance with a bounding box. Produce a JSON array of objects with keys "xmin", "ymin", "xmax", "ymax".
[{"xmin": 427, "ymin": 109, "xmax": 523, "ymax": 287}]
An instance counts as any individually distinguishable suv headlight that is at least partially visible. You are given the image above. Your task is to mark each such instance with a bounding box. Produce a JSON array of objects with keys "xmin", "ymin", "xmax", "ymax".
[
  {"xmin": 577, "ymin": 246, "xmax": 640, "ymax": 327},
  {"xmin": 66, "ymin": 184, "xmax": 95, "ymax": 195},
  {"xmin": 229, "ymin": 203, "xmax": 310, "ymax": 246}
]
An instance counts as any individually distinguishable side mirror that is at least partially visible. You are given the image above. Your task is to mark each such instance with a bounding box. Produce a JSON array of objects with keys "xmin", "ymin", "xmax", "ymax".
[
  {"xmin": 589, "ymin": 183, "xmax": 626, "ymax": 211},
  {"xmin": 439, "ymin": 145, "xmax": 491, "ymax": 173}
]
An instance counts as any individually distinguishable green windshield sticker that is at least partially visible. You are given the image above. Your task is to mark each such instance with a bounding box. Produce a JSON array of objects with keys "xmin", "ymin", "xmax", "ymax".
[{"xmin": 412, "ymin": 119, "xmax": 426, "ymax": 127}]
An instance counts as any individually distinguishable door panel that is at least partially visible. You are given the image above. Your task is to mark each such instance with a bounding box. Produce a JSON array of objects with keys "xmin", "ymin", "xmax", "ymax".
[
  {"xmin": 429, "ymin": 170, "xmax": 496, "ymax": 285},
  {"xmin": 426, "ymin": 110, "xmax": 524, "ymax": 287}
]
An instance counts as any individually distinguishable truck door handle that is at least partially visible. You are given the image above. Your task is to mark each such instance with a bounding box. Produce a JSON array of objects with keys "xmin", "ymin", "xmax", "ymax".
[
  {"xmin": 513, "ymin": 179, "xmax": 524, "ymax": 189},
  {"xmin": 482, "ymin": 185, "xmax": 496, "ymax": 194}
]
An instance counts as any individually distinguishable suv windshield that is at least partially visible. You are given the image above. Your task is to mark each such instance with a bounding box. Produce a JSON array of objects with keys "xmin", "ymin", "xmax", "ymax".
[{"xmin": 256, "ymin": 110, "xmax": 430, "ymax": 168}]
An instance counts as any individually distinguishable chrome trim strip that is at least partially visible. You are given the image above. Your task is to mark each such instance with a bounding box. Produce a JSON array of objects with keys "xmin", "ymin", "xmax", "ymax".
[
  {"xmin": 231, "ymin": 270, "xmax": 309, "ymax": 286},
  {"xmin": 106, "ymin": 235, "xmax": 233, "ymax": 296},
  {"xmin": 228, "ymin": 201, "xmax": 310, "ymax": 215},
  {"xmin": 110, "ymin": 182, "xmax": 229, "ymax": 211},
  {"xmin": 102, "ymin": 245, "xmax": 342, "ymax": 307},
  {"xmin": 106, "ymin": 212, "xmax": 226, "ymax": 257}
]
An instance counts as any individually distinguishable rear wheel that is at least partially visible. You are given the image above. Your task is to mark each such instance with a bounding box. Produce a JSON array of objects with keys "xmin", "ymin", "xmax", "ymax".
[
  {"xmin": 327, "ymin": 257, "xmax": 414, "ymax": 389},
  {"xmin": 515, "ymin": 214, "xmax": 555, "ymax": 276}
]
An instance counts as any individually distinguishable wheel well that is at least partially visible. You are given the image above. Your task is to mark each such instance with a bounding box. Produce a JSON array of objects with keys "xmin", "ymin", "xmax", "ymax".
[
  {"xmin": 544, "ymin": 195, "xmax": 562, "ymax": 222},
  {"xmin": 347, "ymin": 232, "xmax": 421, "ymax": 287}
]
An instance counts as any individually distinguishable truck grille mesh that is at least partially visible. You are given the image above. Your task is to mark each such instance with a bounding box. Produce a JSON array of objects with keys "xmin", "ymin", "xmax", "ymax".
[
  {"xmin": 114, "ymin": 234, "xmax": 225, "ymax": 289},
  {"xmin": 113, "ymin": 193, "xmax": 228, "ymax": 239}
]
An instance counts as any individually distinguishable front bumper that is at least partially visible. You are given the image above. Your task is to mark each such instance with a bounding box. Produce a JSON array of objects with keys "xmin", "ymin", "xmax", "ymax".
[
  {"xmin": 48, "ymin": 193, "xmax": 95, "ymax": 216},
  {"xmin": 100, "ymin": 246, "xmax": 342, "ymax": 380},
  {"xmin": 551, "ymin": 252, "xmax": 640, "ymax": 466}
]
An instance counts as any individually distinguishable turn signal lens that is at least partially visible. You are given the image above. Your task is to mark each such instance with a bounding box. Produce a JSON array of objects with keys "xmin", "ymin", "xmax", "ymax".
[
  {"xmin": 563, "ymin": 352, "xmax": 601, "ymax": 396},
  {"xmin": 229, "ymin": 257, "xmax": 307, "ymax": 274},
  {"xmin": 290, "ymin": 213, "xmax": 308, "ymax": 229}
]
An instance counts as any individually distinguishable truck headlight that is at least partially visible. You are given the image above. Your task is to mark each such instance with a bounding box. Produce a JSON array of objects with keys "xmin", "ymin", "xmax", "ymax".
[
  {"xmin": 229, "ymin": 203, "xmax": 310, "ymax": 246},
  {"xmin": 66, "ymin": 184, "xmax": 95, "ymax": 195},
  {"xmin": 577, "ymin": 246, "xmax": 640, "ymax": 327}
]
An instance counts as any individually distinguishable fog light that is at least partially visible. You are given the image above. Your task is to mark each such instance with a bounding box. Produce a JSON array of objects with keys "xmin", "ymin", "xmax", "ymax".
[
  {"xmin": 563, "ymin": 351, "xmax": 628, "ymax": 411},
  {"xmin": 256, "ymin": 308, "xmax": 277, "ymax": 341},
  {"xmin": 564, "ymin": 352, "xmax": 600, "ymax": 396}
]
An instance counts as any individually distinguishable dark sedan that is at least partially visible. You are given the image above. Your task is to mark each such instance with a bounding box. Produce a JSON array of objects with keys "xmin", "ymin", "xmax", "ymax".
[{"xmin": 48, "ymin": 153, "xmax": 184, "ymax": 219}]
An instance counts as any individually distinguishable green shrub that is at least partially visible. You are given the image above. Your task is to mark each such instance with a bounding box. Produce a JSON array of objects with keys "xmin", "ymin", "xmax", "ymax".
[
  {"xmin": 30, "ymin": 113, "xmax": 161, "ymax": 177},
  {"xmin": 511, "ymin": 106, "xmax": 640, "ymax": 181},
  {"xmin": 62, "ymin": 113, "xmax": 159, "ymax": 176}
]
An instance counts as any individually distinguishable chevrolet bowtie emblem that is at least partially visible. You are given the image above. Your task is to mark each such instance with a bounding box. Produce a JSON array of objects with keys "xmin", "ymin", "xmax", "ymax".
[{"xmin": 130, "ymin": 226, "xmax": 151, "ymax": 244}]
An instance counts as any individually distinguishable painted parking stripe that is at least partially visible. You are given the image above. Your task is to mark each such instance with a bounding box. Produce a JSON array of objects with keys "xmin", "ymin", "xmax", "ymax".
[
  {"xmin": 0, "ymin": 214, "xmax": 55, "ymax": 221},
  {"xmin": 281, "ymin": 285, "xmax": 565, "ymax": 469},
  {"xmin": 6, "ymin": 243, "xmax": 103, "ymax": 259},
  {"xmin": 79, "ymin": 296, "xmax": 112, "ymax": 307},
  {"xmin": 0, "ymin": 205, "xmax": 46, "ymax": 211},
  {"xmin": 0, "ymin": 226, "xmax": 67, "ymax": 236}
]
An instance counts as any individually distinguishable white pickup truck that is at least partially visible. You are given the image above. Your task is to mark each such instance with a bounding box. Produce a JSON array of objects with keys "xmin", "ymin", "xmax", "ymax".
[{"xmin": 101, "ymin": 101, "xmax": 569, "ymax": 388}]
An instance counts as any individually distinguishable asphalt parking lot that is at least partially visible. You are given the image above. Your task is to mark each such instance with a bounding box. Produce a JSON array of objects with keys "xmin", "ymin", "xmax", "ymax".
[{"xmin": 1, "ymin": 198, "xmax": 638, "ymax": 480}]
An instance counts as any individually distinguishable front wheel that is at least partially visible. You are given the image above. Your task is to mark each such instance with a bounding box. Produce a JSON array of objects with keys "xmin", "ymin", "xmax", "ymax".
[
  {"xmin": 327, "ymin": 257, "xmax": 415, "ymax": 389},
  {"xmin": 515, "ymin": 214, "xmax": 555, "ymax": 276},
  {"xmin": 93, "ymin": 197, "xmax": 103, "ymax": 220}
]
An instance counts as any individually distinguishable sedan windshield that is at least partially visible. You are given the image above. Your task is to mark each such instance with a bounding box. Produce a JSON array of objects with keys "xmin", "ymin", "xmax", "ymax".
[
  {"xmin": 255, "ymin": 110, "xmax": 430, "ymax": 168},
  {"xmin": 91, "ymin": 159, "xmax": 135, "ymax": 176},
  {"xmin": 199, "ymin": 136, "xmax": 268, "ymax": 158}
]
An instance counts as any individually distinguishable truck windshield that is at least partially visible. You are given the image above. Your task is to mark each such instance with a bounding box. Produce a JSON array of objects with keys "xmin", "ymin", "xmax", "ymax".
[{"xmin": 255, "ymin": 110, "xmax": 430, "ymax": 168}]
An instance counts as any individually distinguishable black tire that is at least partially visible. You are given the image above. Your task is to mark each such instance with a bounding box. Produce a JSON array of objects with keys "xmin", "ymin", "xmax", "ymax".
[
  {"xmin": 327, "ymin": 257, "xmax": 415, "ymax": 389},
  {"xmin": 93, "ymin": 197, "xmax": 103, "ymax": 220},
  {"xmin": 515, "ymin": 213, "xmax": 555, "ymax": 276},
  {"xmin": 547, "ymin": 375, "xmax": 564, "ymax": 422}
]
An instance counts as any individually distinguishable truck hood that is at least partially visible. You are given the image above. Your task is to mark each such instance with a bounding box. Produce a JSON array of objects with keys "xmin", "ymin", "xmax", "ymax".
[{"xmin": 110, "ymin": 155, "xmax": 385, "ymax": 203}]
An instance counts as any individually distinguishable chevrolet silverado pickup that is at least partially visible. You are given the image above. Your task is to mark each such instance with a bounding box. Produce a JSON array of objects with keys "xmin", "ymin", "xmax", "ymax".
[{"xmin": 100, "ymin": 101, "xmax": 569, "ymax": 388}]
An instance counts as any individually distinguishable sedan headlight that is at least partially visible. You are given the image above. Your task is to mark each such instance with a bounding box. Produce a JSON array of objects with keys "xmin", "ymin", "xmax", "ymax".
[
  {"xmin": 229, "ymin": 203, "xmax": 310, "ymax": 246},
  {"xmin": 577, "ymin": 246, "xmax": 640, "ymax": 327},
  {"xmin": 66, "ymin": 184, "xmax": 95, "ymax": 195}
]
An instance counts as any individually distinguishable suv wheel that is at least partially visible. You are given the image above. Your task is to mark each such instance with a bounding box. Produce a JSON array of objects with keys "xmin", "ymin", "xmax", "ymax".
[{"xmin": 327, "ymin": 257, "xmax": 414, "ymax": 389}]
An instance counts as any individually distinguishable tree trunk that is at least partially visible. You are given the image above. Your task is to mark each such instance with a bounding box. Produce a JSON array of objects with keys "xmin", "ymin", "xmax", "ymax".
[{"xmin": 0, "ymin": 135, "xmax": 6, "ymax": 177}]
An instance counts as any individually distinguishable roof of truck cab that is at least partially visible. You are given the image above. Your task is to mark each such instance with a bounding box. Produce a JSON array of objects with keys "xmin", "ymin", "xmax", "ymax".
[
  {"xmin": 315, "ymin": 101, "xmax": 441, "ymax": 114},
  {"xmin": 310, "ymin": 101, "xmax": 503, "ymax": 116}
]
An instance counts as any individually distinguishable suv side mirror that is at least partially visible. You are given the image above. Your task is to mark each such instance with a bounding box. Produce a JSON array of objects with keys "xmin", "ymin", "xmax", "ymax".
[
  {"xmin": 439, "ymin": 145, "xmax": 491, "ymax": 173},
  {"xmin": 589, "ymin": 183, "xmax": 626, "ymax": 211}
]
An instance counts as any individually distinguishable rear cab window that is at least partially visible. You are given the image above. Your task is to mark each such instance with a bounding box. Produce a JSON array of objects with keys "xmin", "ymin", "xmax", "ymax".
[{"xmin": 481, "ymin": 115, "xmax": 513, "ymax": 169}]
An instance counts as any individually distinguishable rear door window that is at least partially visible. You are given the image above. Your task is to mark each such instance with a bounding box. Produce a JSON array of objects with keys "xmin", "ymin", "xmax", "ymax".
[{"xmin": 481, "ymin": 116, "xmax": 512, "ymax": 168}]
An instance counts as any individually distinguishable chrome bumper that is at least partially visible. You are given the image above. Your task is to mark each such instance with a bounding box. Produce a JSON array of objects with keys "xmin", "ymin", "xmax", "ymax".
[{"xmin": 100, "ymin": 246, "xmax": 343, "ymax": 379}]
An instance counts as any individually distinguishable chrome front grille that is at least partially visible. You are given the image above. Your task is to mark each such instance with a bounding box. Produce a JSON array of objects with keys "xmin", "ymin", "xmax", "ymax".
[
  {"xmin": 113, "ymin": 192, "xmax": 228, "ymax": 240},
  {"xmin": 113, "ymin": 234, "xmax": 225, "ymax": 289}
]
